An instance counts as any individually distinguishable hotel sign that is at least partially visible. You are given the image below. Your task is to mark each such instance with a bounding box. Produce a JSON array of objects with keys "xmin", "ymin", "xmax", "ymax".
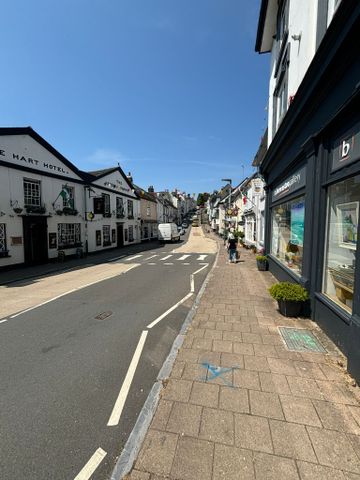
[
  {"xmin": 272, "ymin": 166, "xmax": 306, "ymax": 202},
  {"xmin": 331, "ymin": 121, "xmax": 360, "ymax": 172}
]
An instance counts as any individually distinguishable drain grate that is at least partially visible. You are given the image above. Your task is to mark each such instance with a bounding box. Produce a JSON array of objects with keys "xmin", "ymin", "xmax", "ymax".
[
  {"xmin": 95, "ymin": 311, "xmax": 113, "ymax": 321},
  {"xmin": 279, "ymin": 327, "xmax": 327, "ymax": 353}
]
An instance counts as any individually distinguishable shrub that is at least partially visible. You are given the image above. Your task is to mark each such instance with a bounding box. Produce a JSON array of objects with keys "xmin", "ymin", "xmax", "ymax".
[
  {"xmin": 269, "ymin": 282, "xmax": 309, "ymax": 302},
  {"xmin": 256, "ymin": 255, "xmax": 267, "ymax": 262}
]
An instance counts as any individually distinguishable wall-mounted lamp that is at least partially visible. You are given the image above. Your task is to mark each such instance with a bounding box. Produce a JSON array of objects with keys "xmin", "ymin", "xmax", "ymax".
[{"xmin": 291, "ymin": 32, "xmax": 302, "ymax": 41}]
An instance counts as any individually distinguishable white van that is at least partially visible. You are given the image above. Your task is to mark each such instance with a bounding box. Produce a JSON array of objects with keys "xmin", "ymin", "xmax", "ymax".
[{"xmin": 158, "ymin": 223, "xmax": 180, "ymax": 242}]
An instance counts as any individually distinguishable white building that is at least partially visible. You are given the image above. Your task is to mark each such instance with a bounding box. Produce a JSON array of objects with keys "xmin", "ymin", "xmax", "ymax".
[{"xmin": 0, "ymin": 127, "xmax": 140, "ymax": 268}]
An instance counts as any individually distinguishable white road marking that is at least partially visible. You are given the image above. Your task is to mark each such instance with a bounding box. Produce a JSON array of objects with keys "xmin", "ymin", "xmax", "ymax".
[
  {"xmin": 160, "ymin": 255, "xmax": 172, "ymax": 261},
  {"xmin": 73, "ymin": 447, "xmax": 107, "ymax": 480},
  {"xmin": 108, "ymin": 255, "xmax": 125, "ymax": 262},
  {"xmin": 0, "ymin": 319, "xmax": 8, "ymax": 324},
  {"xmin": 182, "ymin": 262, "xmax": 190, "ymax": 265},
  {"xmin": 164, "ymin": 263, "xmax": 174, "ymax": 265},
  {"xmin": 178, "ymin": 254, "xmax": 190, "ymax": 261},
  {"xmin": 144, "ymin": 254, "xmax": 158, "ymax": 260},
  {"xmin": 190, "ymin": 275, "xmax": 195, "ymax": 293},
  {"xmin": 107, "ymin": 330, "xmax": 148, "ymax": 426},
  {"xmin": 125, "ymin": 254, "xmax": 143, "ymax": 261},
  {"xmin": 147, "ymin": 262, "xmax": 157, "ymax": 265},
  {"xmin": 147, "ymin": 292, "xmax": 193, "ymax": 329},
  {"xmin": 9, "ymin": 265, "xmax": 139, "ymax": 319},
  {"xmin": 197, "ymin": 255, "xmax": 207, "ymax": 261},
  {"xmin": 192, "ymin": 264, "xmax": 209, "ymax": 276}
]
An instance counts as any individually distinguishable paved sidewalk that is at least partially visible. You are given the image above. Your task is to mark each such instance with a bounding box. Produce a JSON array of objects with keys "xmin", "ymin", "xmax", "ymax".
[{"xmin": 127, "ymin": 234, "xmax": 360, "ymax": 480}]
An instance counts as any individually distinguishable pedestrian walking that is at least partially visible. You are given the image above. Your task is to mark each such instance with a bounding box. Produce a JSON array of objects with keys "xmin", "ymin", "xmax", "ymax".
[{"xmin": 227, "ymin": 232, "xmax": 238, "ymax": 263}]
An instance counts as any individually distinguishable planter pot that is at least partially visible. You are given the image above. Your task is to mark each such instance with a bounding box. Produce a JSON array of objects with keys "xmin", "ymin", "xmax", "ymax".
[
  {"xmin": 257, "ymin": 260, "xmax": 268, "ymax": 271},
  {"xmin": 13, "ymin": 207, "xmax": 23, "ymax": 214},
  {"xmin": 277, "ymin": 300, "xmax": 303, "ymax": 317}
]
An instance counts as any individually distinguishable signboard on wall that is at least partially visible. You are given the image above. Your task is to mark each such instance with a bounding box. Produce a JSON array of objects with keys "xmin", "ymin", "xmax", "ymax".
[
  {"xmin": 272, "ymin": 166, "xmax": 306, "ymax": 202},
  {"xmin": 331, "ymin": 121, "xmax": 360, "ymax": 172}
]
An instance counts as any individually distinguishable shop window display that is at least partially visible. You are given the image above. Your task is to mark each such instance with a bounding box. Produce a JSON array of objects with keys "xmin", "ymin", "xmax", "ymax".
[
  {"xmin": 271, "ymin": 196, "xmax": 305, "ymax": 276},
  {"xmin": 323, "ymin": 176, "xmax": 360, "ymax": 313}
]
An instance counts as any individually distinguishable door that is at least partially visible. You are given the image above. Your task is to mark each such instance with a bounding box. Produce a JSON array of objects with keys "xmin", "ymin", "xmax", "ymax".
[
  {"xmin": 117, "ymin": 224, "xmax": 124, "ymax": 248},
  {"xmin": 23, "ymin": 216, "xmax": 48, "ymax": 264}
]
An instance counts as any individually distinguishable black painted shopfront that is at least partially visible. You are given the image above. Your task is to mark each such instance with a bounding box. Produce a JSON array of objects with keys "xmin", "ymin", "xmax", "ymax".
[{"xmin": 260, "ymin": 1, "xmax": 360, "ymax": 382}]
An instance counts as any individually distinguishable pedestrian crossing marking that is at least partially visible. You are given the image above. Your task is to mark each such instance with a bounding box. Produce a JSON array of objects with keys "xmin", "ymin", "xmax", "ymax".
[
  {"xmin": 182, "ymin": 263, "xmax": 190, "ymax": 265},
  {"xmin": 160, "ymin": 255, "xmax": 173, "ymax": 261},
  {"xmin": 164, "ymin": 263, "xmax": 174, "ymax": 265},
  {"xmin": 178, "ymin": 255, "xmax": 190, "ymax": 261},
  {"xmin": 197, "ymin": 255, "xmax": 207, "ymax": 261},
  {"xmin": 147, "ymin": 263, "xmax": 156, "ymax": 265},
  {"xmin": 144, "ymin": 254, "xmax": 158, "ymax": 260},
  {"xmin": 125, "ymin": 254, "xmax": 143, "ymax": 261}
]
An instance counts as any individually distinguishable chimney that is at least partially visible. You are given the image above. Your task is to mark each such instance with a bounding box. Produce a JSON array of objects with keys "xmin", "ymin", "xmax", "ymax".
[
  {"xmin": 127, "ymin": 172, "xmax": 133, "ymax": 184},
  {"xmin": 148, "ymin": 185, "xmax": 154, "ymax": 193}
]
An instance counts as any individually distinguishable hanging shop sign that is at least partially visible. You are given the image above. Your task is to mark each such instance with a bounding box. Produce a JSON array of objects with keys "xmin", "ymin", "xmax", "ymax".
[
  {"xmin": 272, "ymin": 166, "xmax": 306, "ymax": 202},
  {"xmin": 331, "ymin": 121, "xmax": 360, "ymax": 172}
]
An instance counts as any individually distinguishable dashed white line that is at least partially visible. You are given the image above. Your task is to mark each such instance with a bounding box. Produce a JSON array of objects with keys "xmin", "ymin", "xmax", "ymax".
[
  {"xmin": 147, "ymin": 262, "xmax": 157, "ymax": 265},
  {"xmin": 147, "ymin": 292, "xmax": 193, "ymax": 329},
  {"xmin": 178, "ymin": 254, "xmax": 190, "ymax": 261},
  {"xmin": 0, "ymin": 319, "xmax": 8, "ymax": 324},
  {"xmin": 164, "ymin": 263, "xmax": 174, "ymax": 265},
  {"xmin": 182, "ymin": 262, "xmax": 190, "ymax": 265},
  {"xmin": 197, "ymin": 255, "xmax": 208, "ymax": 261},
  {"xmin": 190, "ymin": 275, "xmax": 195, "ymax": 293},
  {"xmin": 125, "ymin": 254, "xmax": 143, "ymax": 261},
  {"xmin": 144, "ymin": 254, "xmax": 158, "ymax": 260},
  {"xmin": 107, "ymin": 330, "xmax": 148, "ymax": 426},
  {"xmin": 73, "ymin": 447, "xmax": 107, "ymax": 480},
  {"xmin": 160, "ymin": 255, "xmax": 172, "ymax": 261}
]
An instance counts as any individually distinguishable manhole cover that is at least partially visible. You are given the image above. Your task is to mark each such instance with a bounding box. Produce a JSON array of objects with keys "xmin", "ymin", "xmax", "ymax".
[
  {"xmin": 95, "ymin": 311, "xmax": 113, "ymax": 320},
  {"xmin": 279, "ymin": 327, "xmax": 327, "ymax": 353}
]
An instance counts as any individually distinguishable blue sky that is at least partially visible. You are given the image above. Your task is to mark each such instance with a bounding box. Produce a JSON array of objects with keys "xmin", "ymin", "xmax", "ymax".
[{"xmin": 1, "ymin": 0, "xmax": 269, "ymax": 195}]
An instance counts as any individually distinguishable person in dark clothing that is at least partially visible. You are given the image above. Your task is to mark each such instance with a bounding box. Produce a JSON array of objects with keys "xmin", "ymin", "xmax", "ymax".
[{"xmin": 227, "ymin": 234, "xmax": 238, "ymax": 263}]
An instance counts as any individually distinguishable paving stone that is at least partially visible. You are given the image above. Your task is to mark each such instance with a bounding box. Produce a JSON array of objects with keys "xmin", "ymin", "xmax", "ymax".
[
  {"xmin": 259, "ymin": 372, "xmax": 291, "ymax": 395},
  {"xmin": 279, "ymin": 395, "xmax": 322, "ymax": 427},
  {"xmin": 348, "ymin": 434, "xmax": 360, "ymax": 459},
  {"xmin": 318, "ymin": 363, "xmax": 346, "ymax": 382},
  {"xmin": 232, "ymin": 323, "xmax": 252, "ymax": 333},
  {"xmin": 312, "ymin": 400, "xmax": 360, "ymax": 434},
  {"xmin": 223, "ymin": 331, "xmax": 243, "ymax": 342},
  {"xmin": 213, "ymin": 444, "xmax": 255, "ymax": 480},
  {"xmin": 192, "ymin": 338, "xmax": 213, "ymax": 350},
  {"xmin": 197, "ymin": 350, "xmax": 221, "ymax": 366},
  {"xmin": 296, "ymin": 461, "xmax": 346, "ymax": 480},
  {"xmin": 286, "ymin": 376, "xmax": 325, "ymax": 400},
  {"xmin": 254, "ymin": 344, "xmax": 278, "ymax": 357},
  {"xmin": 274, "ymin": 345, "xmax": 303, "ymax": 360},
  {"xmin": 233, "ymin": 369, "xmax": 261, "ymax": 390},
  {"xmin": 242, "ymin": 332, "xmax": 263, "ymax": 344},
  {"xmin": 244, "ymin": 355, "xmax": 270, "ymax": 373},
  {"xmin": 307, "ymin": 426, "xmax": 360, "ymax": 473},
  {"xmin": 270, "ymin": 419, "xmax": 317, "ymax": 462},
  {"xmin": 136, "ymin": 430, "xmax": 178, "ymax": 476},
  {"xmin": 199, "ymin": 407, "xmax": 234, "ymax": 445},
  {"xmin": 253, "ymin": 452, "xmax": 300, "ymax": 479},
  {"xmin": 151, "ymin": 400, "xmax": 173, "ymax": 430},
  {"xmin": 216, "ymin": 322, "xmax": 233, "ymax": 331},
  {"xmin": 317, "ymin": 380, "xmax": 359, "ymax": 405},
  {"xmin": 201, "ymin": 321, "xmax": 216, "ymax": 330},
  {"xmin": 261, "ymin": 334, "xmax": 283, "ymax": 345},
  {"xmin": 176, "ymin": 349, "xmax": 199, "ymax": 363},
  {"xmin": 344, "ymin": 473, "xmax": 360, "ymax": 480},
  {"xmin": 170, "ymin": 436, "xmax": 214, "ymax": 480},
  {"xmin": 348, "ymin": 405, "xmax": 360, "ymax": 427},
  {"xmin": 162, "ymin": 379, "xmax": 193, "ymax": 403},
  {"xmin": 166, "ymin": 401, "xmax": 202, "ymax": 437},
  {"xmin": 190, "ymin": 328, "xmax": 205, "ymax": 338},
  {"xmin": 233, "ymin": 342, "xmax": 255, "ymax": 355},
  {"xmin": 294, "ymin": 361, "xmax": 327, "ymax": 380},
  {"xmin": 234, "ymin": 413, "xmax": 273, "ymax": 453},
  {"xmin": 204, "ymin": 329, "xmax": 223, "ymax": 340},
  {"xmin": 220, "ymin": 352, "xmax": 244, "ymax": 369},
  {"xmin": 181, "ymin": 362, "xmax": 205, "ymax": 382},
  {"xmin": 268, "ymin": 357, "xmax": 297, "ymax": 376},
  {"xmin": 212, "ymin": 339, "xmax": 233, "ymax": 353},
  {"xmin": 219, "ymin": 386, "xmax": 249, "ymax": 413},
  {"xmin": 190, "ymin": 381, "xmax": 219, "ymax": 408},
  {"xmin": 128, "ymin": 470, "xmax": 151, "ymax": 480},
  {"xmin": 170, "ymin": 361, "xmax": 185, "ymax": 379},
  {"xmin": 249, "ymin": 390, "xmax": 284, "ymax": 420}
]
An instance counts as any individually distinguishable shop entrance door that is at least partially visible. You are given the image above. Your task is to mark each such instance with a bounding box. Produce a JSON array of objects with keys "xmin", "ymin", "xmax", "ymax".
[
  {"xmin": 23, "ymin": 216, "xmax": 48, "ymax": 264},
  {"xmin": 117, "ymin": 224, "xmax": 124, "ymax": 248}
]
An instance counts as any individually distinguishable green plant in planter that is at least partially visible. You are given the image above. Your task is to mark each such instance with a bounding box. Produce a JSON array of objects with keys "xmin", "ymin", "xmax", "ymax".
[
  {"xmin": 256, "ymin": 255, "xmax": 267, "ymax": 262},
  {"xmin": 256, "ymin": 255, "xmax": 268, "ymax": 271},
  {"xmin": 269, "ymin": 282, "xmax": 309, "ymax": 317}
]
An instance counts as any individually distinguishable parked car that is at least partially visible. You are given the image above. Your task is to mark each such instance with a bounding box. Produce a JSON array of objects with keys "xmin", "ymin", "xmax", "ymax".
[
  {"xmin": 177, "ymin": 226, "xmax": 185, "ymax": 235},
  {"xmin": 192, "ymin": 218, "xmax": 200, "ymax": 227},
  {"xmin": 181, "ymin": 222, "xmax": 188, "ymax": 228},
  {"xmin": 158, "ymin": 223, "xmax": 180, "ymax": 242}
]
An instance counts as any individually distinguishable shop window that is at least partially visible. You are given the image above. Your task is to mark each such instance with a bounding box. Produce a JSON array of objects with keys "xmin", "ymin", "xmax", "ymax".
[
  {"xmin": 271, "ymin": 196, "xmax": 305, "ymax": 276},
  {"xmin": 24, "ymin": 179, "xmax": 41, "ymax": 206},
  {"xmin": 103, "ymin": 225, "xmax": 111, "ymax": 246},
  {"xmin": 129, "ymin": 225, "xmax": 134, "ymax": 242},
  {"xmin": 58, "ymin": 223, "xmax": 81, "ymax": 248},
  {"xmin": 322, "ymin": 176, "xmax": 360, "ymax": 313}
]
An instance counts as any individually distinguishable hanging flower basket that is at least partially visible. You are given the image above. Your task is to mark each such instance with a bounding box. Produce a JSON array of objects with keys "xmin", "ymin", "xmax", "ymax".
[
  {"xmin": 63, "ymin": 207, "xmax": 78, "ymax": 216},
  {"xmin": 13, "ymin": 207, "xmax": 23, "ymax": 214}
]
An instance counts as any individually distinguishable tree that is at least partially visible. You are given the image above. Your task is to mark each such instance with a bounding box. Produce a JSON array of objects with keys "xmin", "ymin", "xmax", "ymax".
[{"xmin": 197, "ymin": 192, "xmax": 210, "ymax": 206}]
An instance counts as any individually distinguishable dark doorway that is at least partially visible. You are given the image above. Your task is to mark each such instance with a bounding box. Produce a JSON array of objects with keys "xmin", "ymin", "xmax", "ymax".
[
  {"xmin": 117, "ymin": 224, "xmax": 124, "ymax": 248},
  {"xmin": 23, "ymin": 216, "xmax": 48, "ymax": 264}
]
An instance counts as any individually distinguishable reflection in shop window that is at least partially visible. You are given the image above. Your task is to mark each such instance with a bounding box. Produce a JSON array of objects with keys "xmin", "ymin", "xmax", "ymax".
[
  {"xmin": 323, "ymin": 176, "xmax": 360, "ymax": 313},
  {"xmin": 271, "ymin": 196, "xmax": 305, "ymax": 276}
]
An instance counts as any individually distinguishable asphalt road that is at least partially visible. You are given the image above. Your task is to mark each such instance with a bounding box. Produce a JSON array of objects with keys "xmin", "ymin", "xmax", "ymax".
[{"xmin": 0, "ymin": 231, "xmax": 215, "ymax": 479}]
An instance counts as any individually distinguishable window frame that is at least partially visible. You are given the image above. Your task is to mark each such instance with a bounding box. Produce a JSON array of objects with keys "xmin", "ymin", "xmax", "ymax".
[
  {"xmin": 0, "ymin": 223, "xmax": 8, "ymax": 255},
  {"xmin": 102, "ymin": 193, "xmax": 111, "ymax": 217},
  {"xmin": 62, "ymin": 185, "xmax": 75, "ymax": 209},
  {"xmin": 58, "ymin": 223, "xmax": 81, "ymax": 249},
  {"xmin": 24, "ymin": 178, "xmax": 41, "ymax": 207},
  {"xmin": 103, "ymin": 225, "xmax": 111, "ymax": 246},
  {"xmin": 127, "ymin": 200, "xmax": 134, "ymax": 219}
]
